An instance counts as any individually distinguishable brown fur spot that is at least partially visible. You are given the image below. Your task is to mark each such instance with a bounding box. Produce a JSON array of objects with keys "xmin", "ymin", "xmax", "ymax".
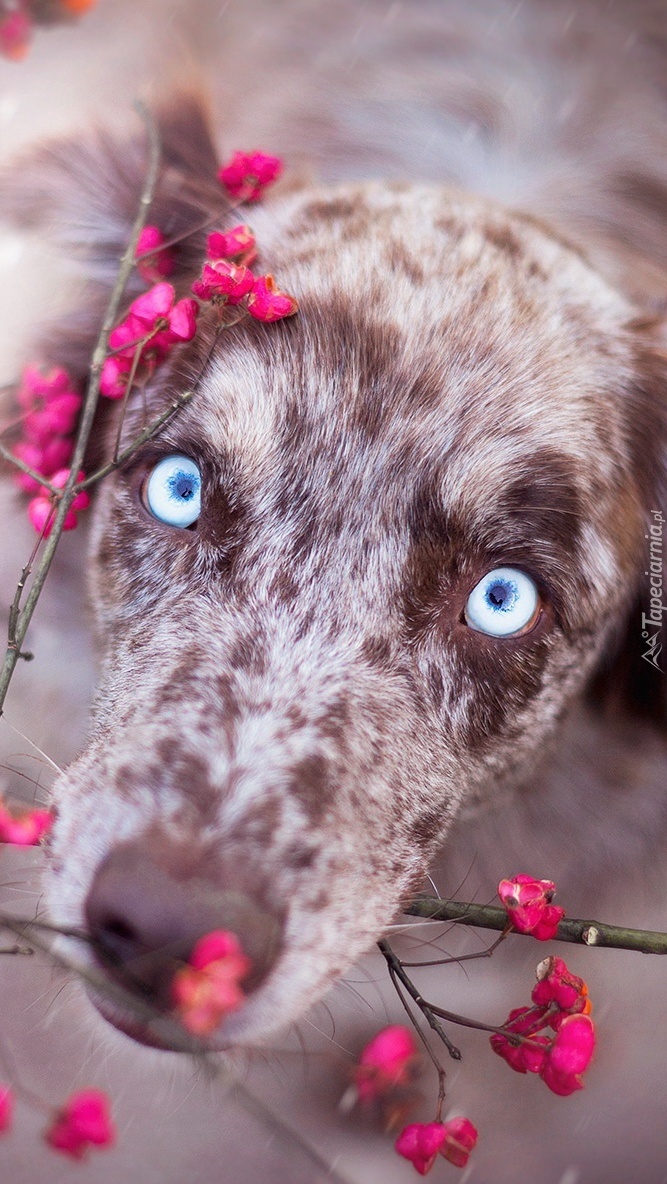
[
  {"xmin": 289, "ymin": 755, "xmax": 333, "ymax": 825},
  {"xmin": 483, "ymin": 221, "xmax": 522, "ymax": 259}
]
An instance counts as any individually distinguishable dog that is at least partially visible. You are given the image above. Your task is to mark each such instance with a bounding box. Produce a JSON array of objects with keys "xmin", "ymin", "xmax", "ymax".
[{"xmin": 0, "ymin": 1, "xmax": 666, "ymax": 1180}]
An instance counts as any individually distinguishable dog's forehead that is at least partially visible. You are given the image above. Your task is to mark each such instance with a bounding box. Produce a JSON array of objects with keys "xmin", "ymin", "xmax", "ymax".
[{"xmin": 170, "ymin": 182, "xmax": 635, "ymax": 516}]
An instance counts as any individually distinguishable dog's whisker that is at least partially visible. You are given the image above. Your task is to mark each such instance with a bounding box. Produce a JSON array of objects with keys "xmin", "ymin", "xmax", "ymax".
[{"xmin": 0, "ymin": 718, "xmax": 64, "ymax": 777}]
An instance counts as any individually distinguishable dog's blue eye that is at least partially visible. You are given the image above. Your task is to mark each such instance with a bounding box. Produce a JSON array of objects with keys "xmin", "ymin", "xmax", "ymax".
[
  {"xmin": 143, "ymin": 455, "xmax": 202, "ymax": 528},
  {"xmin": 465, "ymin": 567, "xmax": 540, "ymax": 637}
]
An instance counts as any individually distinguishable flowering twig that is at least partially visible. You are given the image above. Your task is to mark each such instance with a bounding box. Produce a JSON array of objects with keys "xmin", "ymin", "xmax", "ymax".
[
  {"xmin": 0, "ymin": 440, "xmax": 58, "ymax": 494},
  {"xmin": 0, "ymin": 907, "xmax": 218, "ymax": 1058},
  {"xmin": 0, "ymin": 908, "xmax": 353, "ymax": 1182},
  {"xmin": 0, "ymin": 100, "xmax": 160, "ymax": 717},
  {"xmin": 404, "ymin": 895, "xmax": 667, "ymax": 955},
  {"xmin": 77, "ymin": 389, "xmax": 195, "ymax": 491}
]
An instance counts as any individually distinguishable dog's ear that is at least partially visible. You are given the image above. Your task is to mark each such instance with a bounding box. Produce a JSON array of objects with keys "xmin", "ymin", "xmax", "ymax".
[
  {"xmin": 0, "ymin": 92, "xmax": 230, "ymax": 381},
  {"xmin": 587, "ymin": 323, "xmax": 667, "ymax": 731}
]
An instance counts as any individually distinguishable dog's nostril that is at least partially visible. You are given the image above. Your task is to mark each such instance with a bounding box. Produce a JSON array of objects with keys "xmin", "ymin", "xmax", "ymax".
[
  {"xmin": 84, "ymin": 842, "xmax": 283, "ymax": 1017},
  {"xmin": 92, "ymin": 912, "xmax": 144, "ymax": 971},
  {"xmin": 103, "ymin": 916, "xmax": 135, "ymax": 942}
]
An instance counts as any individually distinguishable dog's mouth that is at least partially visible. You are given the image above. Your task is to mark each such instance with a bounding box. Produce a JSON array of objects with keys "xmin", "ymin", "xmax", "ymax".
[
  {"xmin": 89, "ymin": 990, "xmax": 216, "ymax": 1054},
  {"xmin": 96, "ymin": 1003, "xmax": 176, "ymax": 1050}
]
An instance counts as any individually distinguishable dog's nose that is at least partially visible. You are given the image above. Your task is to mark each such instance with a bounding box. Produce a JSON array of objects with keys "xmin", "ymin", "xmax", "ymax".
[{"xmin": 84, "ymin": 842, "xmax": 282, "ymax": 1010}]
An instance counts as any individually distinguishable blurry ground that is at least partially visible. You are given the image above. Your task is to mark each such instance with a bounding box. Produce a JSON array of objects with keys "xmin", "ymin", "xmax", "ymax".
[{"xmin": 1, "ymin": 3, "xmax": 667, "ymax": 1183}]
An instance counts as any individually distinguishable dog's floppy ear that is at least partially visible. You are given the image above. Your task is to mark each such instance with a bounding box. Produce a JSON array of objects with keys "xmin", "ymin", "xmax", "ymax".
[
  {"xmin": 587, "ymin": 324, "xmax": 667, "ymax": 731},
  {"xmin": 0, "ymin": 92, "xmax": 230, "ymax": 380}
]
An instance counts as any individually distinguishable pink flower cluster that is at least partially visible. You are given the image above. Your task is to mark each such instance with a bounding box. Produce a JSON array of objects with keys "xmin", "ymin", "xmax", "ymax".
[
  {"xmin": 490, "ymin": 956, "xmax": 595, "ymax": 1096},
  {"xmin": 0, "ymin": 798, "xmax": 51, "ymax": 846},
  {"xmin": 218, "ymin": 151, "xmax": 283, "ymax": 202},
  {"xmin": 192, "ymin": 225, "xmax": 299, "ymax": 323},
  {"xmin": 171, "ymin": 929, "xmax": 251, "ymax": 1036},
  {"xmin": 498, "ymin": 873, "xmax": 566, "ymax": 940},
  {"xmin": 11, "ymin": 148, "xmax": 297, "ymax": 538},
  {"xmin": 0, "ymin": 1084, "xmax": 114, "ymax": 1161},
  {"xmin": 353, "ymin": 1025, "xmax": 417, "ymax": 1104},
  {"xmin": 395, "ymin": 1117, "xmax": 478, "ymax": 1176},
  {"xmin": 12, "ymin": 365, "xmax": 81, "ymax": 495},
  {"xmin": 45, "ymin": 1089, "xmax": 115, "ymax": 1160},
  {"xmin": 100, "ymin": 282, "xmax": 198, "ymax": 400}
]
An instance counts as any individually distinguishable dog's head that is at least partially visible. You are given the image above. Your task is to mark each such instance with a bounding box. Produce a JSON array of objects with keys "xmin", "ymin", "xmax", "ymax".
[{"xmin": 4, "ymin": 99, "xmax": 665, "ymax": 1048}]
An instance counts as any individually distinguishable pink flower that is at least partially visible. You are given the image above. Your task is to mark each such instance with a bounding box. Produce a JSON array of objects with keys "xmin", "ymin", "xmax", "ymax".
[
  {"xmin": 12, "ymin": 438, "xmax": 74, "ymax": 493},
  {"xmin": 490, "ymin": 1006, "xmax": 550, "ymax": 1075},
  {"xmin": 15, "ymin": 364, "xmax": 81, "ymax": 452},
  {"xmin": 44, "ymin": 1089, "xmax": 115, "ymax": 1160},
  {"xmin": 498, "ymin": 874, "xmax": 565, "ymax": 940},
  {"xmin": 27, "ymin": 468, "xmax": 90, "ymax": 537},
  {"xmin": 24, "ymin": 391, "xmax": 82, "ymax": 445},
  {"xmin": 135, "ymin": 225, "xmax": 174, "ymax": 284},
  {"xmin": 395, "ymin": 1118, "xmax": 478, "ymax": 1175},
  {"xmin": 12, "ymin": 364, "xmax": 81, "ymax": 489},
  {"xmin": 0, "ymin": 1086, "xmax": 13, "ymax": 1133},
  {"xmin": 171, "ymin": 929, "xmax": 251, "ymax": 1036},
  {"xmin": 218, "ymin": 151, "xmax": 283, "ymax": 202},
  {"xmin": 0, "ymin": 6, "xmax": 31, "ymax": 61},
  {"xmin": 246, "ymin": 274, "xmax": 299, "ymax": 322},
  {"xmin": 0, "ymin": 802, "xmax": 52, "ymax": 846},
  {"xmin": 540, "ymin": 1014, "xmax": 596, "ymax": 1097},
  {"xmin": 99, "ymin": 354, "xmax": 132, "ymax": 400},
  {"xmin": 354, "ymin": 1025, "xmax": 417, "ymax": 1103},
  {"xmin": 192, "ymin": 259, "xmax": 255, "ymax": 304},
  {"xmin": 532, "ymin": 956, "xmax": 591, "ymax": 1021},
  {"xmin": 17, "ymin": 365, "xmax": 74, "ymax": 410},
  {"xmin": 207, "ymin": 224, "xmax": 258, "ymax": 266},
  {"xmin": 102, "ymin": 283, "xmax": 198, "ymax": 398},
  {"xmin": 109, "ymin": 282, "xmax": 198, "ymax": 358},
  {"xmin": 439, "ymin": 1117, "xmax": 479, "ymax": 1169},
  {"xmin": 395, "ymin": 1122, "xmax": 448, "ymax": 1176}
]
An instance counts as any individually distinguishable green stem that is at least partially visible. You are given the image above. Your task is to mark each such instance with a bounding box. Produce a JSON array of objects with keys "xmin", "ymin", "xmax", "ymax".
[{"xmin": 404, "ymin": 896, "xmax": 667, "ymax": 955}]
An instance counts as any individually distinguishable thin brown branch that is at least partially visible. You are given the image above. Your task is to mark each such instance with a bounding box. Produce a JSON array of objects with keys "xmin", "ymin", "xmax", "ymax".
[
  {"xmin": 401, "ymin": 925, "xmax": 510, "ymax": 968},
  {"xmin": 0, "ymin": 441, "xmax": 58, "ymax": 494},
  {"xmin": 378, "ymin": 938, "xmax": 462, "ymax": 1062},
  {"xmin": 0, "ymin": 101, "xmax": 161, "ymax": 716},
  {"xmin": 79, "ymin": 390, "xmax": 195, "ymax": 490},
  {"xmin": 387, "ymin": 962, "xmax": 447, "ymax": 1120},
  {"xmin": 112, "ymin": 338, "xmax": 151, "ymax": 462},
  {"xmin": 403, "ymin": 896, "xmax": 667, "ymax": 955}
]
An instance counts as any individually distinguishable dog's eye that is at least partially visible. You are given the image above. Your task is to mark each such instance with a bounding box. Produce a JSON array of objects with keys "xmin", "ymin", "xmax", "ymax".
[
  {"xmin": 465, "ymin": 567, "xmax": 540, "ymax": 637},
  {"xmin": 143, "ymin": 455, "xmax": 202, "ymax": 527}
]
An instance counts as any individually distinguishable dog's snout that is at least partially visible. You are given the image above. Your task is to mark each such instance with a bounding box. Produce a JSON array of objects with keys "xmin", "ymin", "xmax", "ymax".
[{"xmin": 84, "ymin": 842, "xmax": 283, "ymax": 1015}]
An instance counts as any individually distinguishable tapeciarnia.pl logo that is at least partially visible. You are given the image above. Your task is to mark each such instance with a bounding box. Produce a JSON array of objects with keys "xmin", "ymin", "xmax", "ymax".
[{"xmin": 642, "ymin": 510, "xmax": 665, "ymax": 671}]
